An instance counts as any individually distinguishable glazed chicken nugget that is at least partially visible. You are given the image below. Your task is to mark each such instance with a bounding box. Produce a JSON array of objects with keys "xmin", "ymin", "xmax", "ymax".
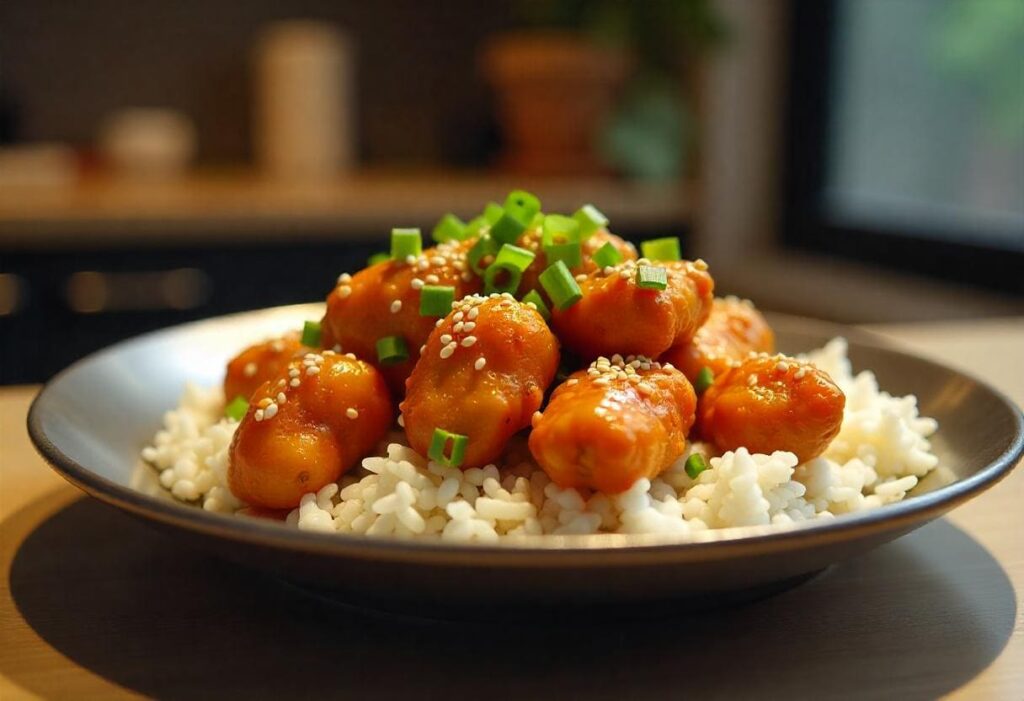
[
  {"xmin": 224, "ymin": 332, "xmax": 304, "ymax": 402},
  {"xmin": 551, "ymin": 258, "xmax": 714, "ymax": 360},
  {"xmin": 401, "ymin": 293, "xmax": 559, "ymax": 468},
  {"xmin": 229, "ymin": 350, "xmax": 393, "ymax": 510},
  {"xmin": 516, "ymin": 228, "xmax": 637, "ymax": 296},
  {"xmin": 321, "ymin": 239, "xmax": 482, "ymax": 395},
  {"xmin": 662, "ymin": 297, "xmax": 774, "ymax": 383},
  {"xmin": 529, "ymin": 355, "xmax": 697, "ymax": 494},
  {"xmin": 698, "ymin": 353, "xmax": 845, "ymax": 463}
]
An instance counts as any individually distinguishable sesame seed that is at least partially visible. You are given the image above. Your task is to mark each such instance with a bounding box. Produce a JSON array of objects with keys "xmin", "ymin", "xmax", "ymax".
[
  {"xmin": 420, "ymin": 345, "xmax": 427, "ymax": 354},
  {"xmin": 566, "ymin": 378, "xmax": 579, "ymax": 386},
  {"xmin": 637, "ymin": 383, "xmax": 654, "ymax": 395},
  {"xmin": 435, "ymin": 318, "xmax": 445, "ymax": 328},
  {"xmin": 453, "ymin": 322, "xmax": 464, "ymax": 333},
  {"xmin": 271, "ymin": 340, "xmax": 285, "ymax": 352},
  {"xmin": 453, "ymin": 311, "xmax": 464, "ymax": 322},
  {"xmin": 531, "ymin": 411, "xmax": 543, "ymax": 427},
  {"xmin": 264, "ymin": 403, "xmax": 279, "ymax": 419},
  {"xmin": 289, "ymin": 368, "xmax": 300, "ymax": 378},
  {"xmin": 345, "ymin": 352, "xmax": 357, "ymax": 360},
  {"xmin": 425, "ymin": 274, "xmax": 440, "ymax": 284},
  {"xmin": 411, "ymin": 278, "xmax": 425, "ymax": 290},
  {"xmin": 391, "ymin": 300, "xmax": 403, "ymax": 313},
  {"xmin": 475, "ymin": 357, "xmax": 487, "ymax": 371},
  {"xmin": 461, "ymin": 336, "xmax": 477, "ymax": 347},
  {"xmin": 440, "ymin": 334, "xmax": 453, "ymax": 344},
  {"xmin": 243, "ymin": 362, "xmax": 257, "ymax": 377},
  {"xmin": 440, "ymin": 343, "xmax": 456, "ymax": 359},
  {"xmin": 431, "ymin": 256, "xmax": 446, "ymax": 266},
  {"xmin": 575, "ymin": 273, "xmax": 587, "ymax": 282},
  {"xmin": 337, "ymin": 286, "xmax": 352, "ymax": 299},
  {"xmin": 254, "ymin": 409, "xmax": 265, "ymax": 422},
  {"xmin": 397, "ymin": 414, "xmax": 405, "ymax": 427},
  {"xmin": 277, "ymin": 392, "xmax": 287, "ymax": 404},
  {"xmin": 463, "ymin": 321, "xmax": 476, "ymax": 332},
  {"xmin": 346, "ymin": 408, "xmax": 359, "ymax": 419},
  {"xmin": 594, "ymin": 378, "xmax": 610, "ymax": 387},
  {"xmin": 290, "ymin": 378, "xmax": 301, "ymax": 387},
  {"xmin": 467, "ymin": 307, "xmax": 479, "ymax": 320},
  {"xmin": 306, "ymin": 366, "xmax": 320, "ymax": 376}
]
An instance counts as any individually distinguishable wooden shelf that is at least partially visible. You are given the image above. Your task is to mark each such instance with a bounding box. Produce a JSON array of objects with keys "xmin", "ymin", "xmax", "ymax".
[{"xmin": 0, "ymin": 170, "xmax": 694, "ymax": 250}]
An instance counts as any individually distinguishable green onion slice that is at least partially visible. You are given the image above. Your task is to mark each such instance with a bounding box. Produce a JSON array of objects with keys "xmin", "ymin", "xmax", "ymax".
[
  {"xmin": 428, "ymin": 428, "xmax": 469, "ymax": 468},
  {"xmin": 541, "ymin": 214, "xmax": 581, "ymax": 247},
  {"xmin": 573, "ymin": 204, "xmax": 609, "ymax": 239},
  {"xmin": 301, "ymin": 320, "xmax": 322, "ymax": 347},
  {"xmin": 391, "ymin": 228, "xmax": 423, "ymax": 261},
  {"xmin": 468, "ymin": 234, "xmax": 497, "ymax": 275},
  {"xmin": 420, "ymin": 284, "xmax": 456, "ymax": 317},
  {"xmin": 544, "ymin": 241, "xmax": 582, "ymax": 269},
  {"xmin": 521, "ymin": 289, "xmax": 550, "ymax": 321},
  {"xmin": 685, "ymin": 453, "xmax": 708, "ymax": 479},
  {"xmin": 225, "ymin": 395, "xmax": 249, "ymax": 421},
  {"xmin": 694, "ymin": 366, "xmax": 714, "ymax": 394},
  {"xmin": 368, "ymin": 252, "xmax": 389, "ymax": 266},
  {"xmin": 483, "ymin": 201, "xmax": 504, "ymax": 224},
  {"xmin": 490, "ymin": 210, "xmax": 528, "ymax": 246},
  {"xmin": 636, "ymin": 265, "xmax": 668, "ymax": 290},
  {"xmin": 376, "ymin": 335, "xmax": 409, "ymax": 365},
  {"xmin": 539, "ymin": 260, "xmax": 583, "ymax": 311},
  {"xmin": 591, "ymin": 241, "xmax": 623, "ymax": 268},
  {"xmin": 484, "ymin": 243, "xmax": 536, "ymax": 295},
  {"xmin": 463, "ymin": 216, "xmax": 489, "ymax": 239},
  {"xmin": 431, "ymin": 213, "xmax": 466, "ymax": 243},
  {"xmin": 503, "ymin": 190, "xmax": 541, "ymax": 222},
  {"xmin": 640, "ymin": 237, "xmax": 681, "ymax": 262}
]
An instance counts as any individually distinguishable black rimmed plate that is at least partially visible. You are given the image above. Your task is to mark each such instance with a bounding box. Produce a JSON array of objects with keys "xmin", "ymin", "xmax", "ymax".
[{"xmin": 27, "ymin": 304, "xmax": 1024, "ymax": 616}]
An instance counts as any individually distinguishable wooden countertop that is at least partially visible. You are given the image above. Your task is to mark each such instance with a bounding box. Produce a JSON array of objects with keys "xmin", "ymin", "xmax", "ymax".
[
  {"xmin": 0, "ymin": 171, "xmax": 692, "ymax": 249},
  {"xmin": 1, "ymin": 317, "xmax": 1022, "ymax": 699}
]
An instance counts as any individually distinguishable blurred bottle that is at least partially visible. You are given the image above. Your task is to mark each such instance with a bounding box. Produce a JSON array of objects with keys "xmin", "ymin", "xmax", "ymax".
[{"xmin": 254, "ymin": 20, "xmax": 355, "ymax": 180}]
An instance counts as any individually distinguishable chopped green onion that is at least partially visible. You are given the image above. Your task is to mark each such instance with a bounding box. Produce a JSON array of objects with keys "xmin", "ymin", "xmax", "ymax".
[
  {"xmin": 463, "ymin": 215, "xmax": 489, "ymax": 239},
  {"xmin": 640, "ymin": 237, "xmax": 681, "ymax": 262},
  {"xmin": 542, "ymin": 214, "xmax": 581, "ymax": 247},
  {"xmin": 225, "ymin": 395, "xmax": 249, "ymax": 421},
  {"xmin": 636, "ymin": 265, "xmax": 668, "ymax": 290},
  {"xmin": 694, "ymin": 366, "xmax": 714, "ymax": 394},
  {"xmin": 468, "ymin": 234, "xmax": 497, "ymax": 275},
  {"xmin": 301, "ymin": 320, "xmax": 322, "ymax": 347},
  {"xmin": 484, "ymin": 243, "xmax": 536, "ymax": 295},
  {"xmin": 376, "ymin": 335, "xmax": 409, "ymax": 365},
  {"xmin": 685, "ymin": 453, "xmax": 708, "ymax": 479},
  {"xmin": 573, "ymin": 204, "xmax": 609, "ymax": 238},
  {"xmin": 539, "ymin": 260, "xmax": 583, "ymax": 311},
  {"xmin": 391, "ymin": 228, "xmax": 423, "ymax": 261},
  {"xmin": 503, "ymin": 189, "xmax": 541, "ymax": 222},
  {"xmin": 420, "ymin": 285, "xmax": 455, "ymax": 317},
  {"xmin": 368, "ymin": 252, "xmax": 389, "ymax": 266},
  {"xmin": 483, "ymin": 201, "xmax": 504, "ymax": 224},
  {"xmin": 521, "ymin": 289, "xmax": 550, "ymax": 321},
  {"xmin": 544, "ymin": 241, "xmax": 582, "ymax": 269},
  {"xmin": 428, "ymin": 428, "xmax": 469, "ymax": 468},
  {"xmin": 530, "ymin": 212, "xmax": 546, "ymax": 229},
  {"xmin": 591, "ymin": 241, "xmax": 622, "ymax": 268},
  {"xmin": 490, "ymin": 210, "xmax": 528, "ymax": 246},
  {"xmin": 432, "ymin": 213, "xmax": 466, "ymax": 243}
]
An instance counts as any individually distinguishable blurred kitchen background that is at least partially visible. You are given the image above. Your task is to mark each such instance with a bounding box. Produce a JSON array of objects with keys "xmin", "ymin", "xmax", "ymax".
[{"xmin": 0, "ymin": 0, "xmax": 1021, "ymax": 384}]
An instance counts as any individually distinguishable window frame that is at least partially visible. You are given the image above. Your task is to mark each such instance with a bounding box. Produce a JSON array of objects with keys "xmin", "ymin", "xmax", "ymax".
[{"xmin": 781, "ymin": 0, "xmax": 1024, "ymax": 295}]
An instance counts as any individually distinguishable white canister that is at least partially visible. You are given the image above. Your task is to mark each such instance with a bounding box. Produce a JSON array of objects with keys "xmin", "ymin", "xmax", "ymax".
[{"xmin": 254, "ymin": 21, "xmax": 355, "ymax": 179}]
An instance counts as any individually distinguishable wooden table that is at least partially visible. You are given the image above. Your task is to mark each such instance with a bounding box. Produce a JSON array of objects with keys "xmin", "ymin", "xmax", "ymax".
[{"xmin": 2, "ymin": 318, "xmax": 1022, "ymax": 700}]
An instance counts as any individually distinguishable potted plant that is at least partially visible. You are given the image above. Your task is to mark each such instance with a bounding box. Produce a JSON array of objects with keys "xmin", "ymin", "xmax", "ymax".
[{"xmin": 481, "ymin": 0, "xmax": 725, "ymax": 178}]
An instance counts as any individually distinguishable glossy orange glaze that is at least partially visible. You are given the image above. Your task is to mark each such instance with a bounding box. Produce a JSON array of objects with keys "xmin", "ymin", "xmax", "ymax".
[
  {"xmin": 229, "ymin": 351, "xmax": 393, "ymax": 509},
  {"xmin": 400, "ymin": 294, "xmax": 559, "ymax": 468},
  {"xmin": 551, "ymin": 259, "xmax": 714, "ymax": 360},
  {"xmin": 529, "ymin": 356, "xmax": 697, "ymax": 494},
  {"xmin": 516, "ymin": 228, "xmax": 637, "ymax": 296},
  {"xmin": 661, "ymin": 297, "xmax": 775, "ymax": 382},
  {"xmin": 223, "ymin": 332, "xmax": 304, "ymax": 401},
  {"xmin": 321, "ymin": 239, "xmax": 483, "ymax": 395},
  {"xmin": 698, "ymin": 354, "xmax": 845, "ymax": 463}
]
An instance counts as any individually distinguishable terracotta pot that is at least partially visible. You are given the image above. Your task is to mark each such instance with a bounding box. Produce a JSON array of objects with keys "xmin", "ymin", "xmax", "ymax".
[{"xmin": 482, "ymin": 31, "xmax": 631, "ymax": 175}]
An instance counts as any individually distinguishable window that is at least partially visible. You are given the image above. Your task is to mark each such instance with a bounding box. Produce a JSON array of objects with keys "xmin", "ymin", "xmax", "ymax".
[{"xmin": 784, "ymin": 0, "xmax": 1024, "ymax": 293}]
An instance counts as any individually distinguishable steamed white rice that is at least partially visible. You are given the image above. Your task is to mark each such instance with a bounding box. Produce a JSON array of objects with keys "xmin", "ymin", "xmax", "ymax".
[{"xmin": 142, "ymin": 338, "xmax": 939, "ymax": 541}]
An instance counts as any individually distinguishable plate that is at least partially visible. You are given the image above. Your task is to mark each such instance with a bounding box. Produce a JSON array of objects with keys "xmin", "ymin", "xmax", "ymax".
[{"xmin": 27, "ymin": 304, "xmax": 1024, "ymax": 615}]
